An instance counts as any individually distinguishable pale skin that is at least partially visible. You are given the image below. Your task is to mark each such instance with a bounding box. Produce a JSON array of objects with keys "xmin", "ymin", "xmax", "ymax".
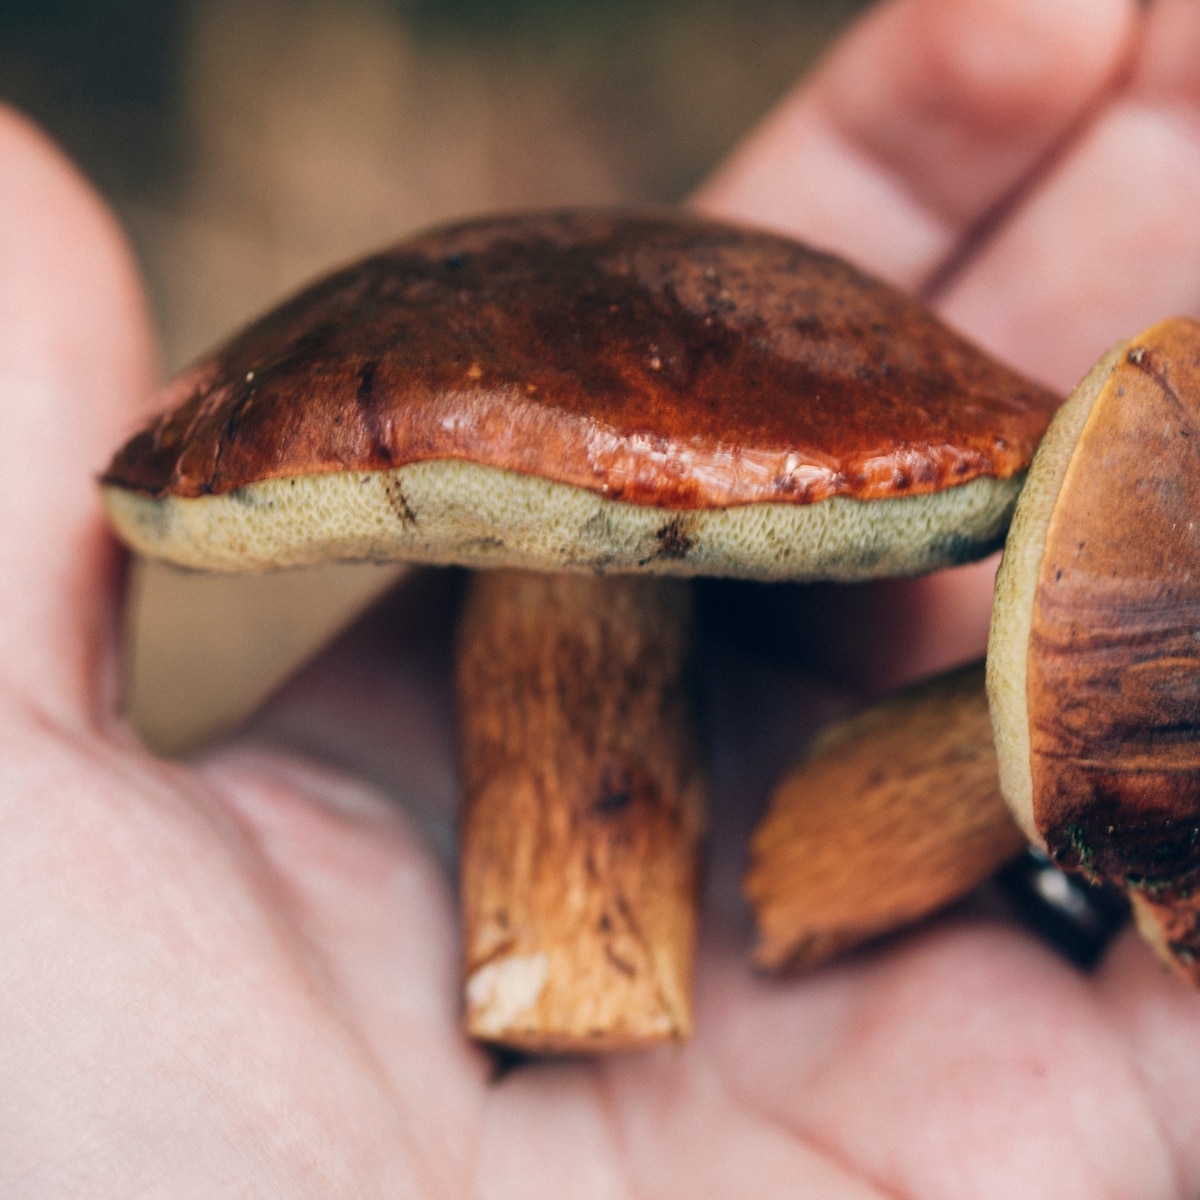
[{"xmin": 4, "ymin": 0, "xmax": 1200, "ymax": 1194}]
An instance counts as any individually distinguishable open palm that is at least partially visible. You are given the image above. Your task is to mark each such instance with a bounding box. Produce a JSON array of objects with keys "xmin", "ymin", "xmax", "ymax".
[{"xmin": 6, "ymin": 0, "xmax": 1200, "ymax": 1195}]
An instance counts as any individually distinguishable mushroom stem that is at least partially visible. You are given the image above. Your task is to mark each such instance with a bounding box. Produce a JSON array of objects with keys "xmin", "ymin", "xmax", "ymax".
[
  {"xmin": 456, "ymin": 569, "xmax": 704, "ymax": 1051},
  {"xmin": 746, "ymin": 663, "xmax": 1026, "ymax": 971}
]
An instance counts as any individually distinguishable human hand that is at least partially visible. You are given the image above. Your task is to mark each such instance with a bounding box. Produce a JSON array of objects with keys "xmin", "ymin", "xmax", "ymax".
[{"xmin": 5, "ymin": 0, "xmax": 1200, "ymax": 1195}]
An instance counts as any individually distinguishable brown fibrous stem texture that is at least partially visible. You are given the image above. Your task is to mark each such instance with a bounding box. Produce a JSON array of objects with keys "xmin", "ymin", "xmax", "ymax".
[
  {"xmin": 747, "ymin": 663, "xmax": 1026, "ymax": 972},
  {"xmin": 456, "ymin": 569, "xmax": 704, "ymax": 1051}
]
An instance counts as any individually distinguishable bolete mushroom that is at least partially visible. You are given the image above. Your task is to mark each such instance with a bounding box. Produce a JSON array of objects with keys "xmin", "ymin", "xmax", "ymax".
[
  {"xmin": 749, "ymin": 317, "xmax": 1200, "ymax": 983},
  {"xmin": 990, "ymin": 316, "xmax": 1200, "ymax": 982},
  {"xmin": 100, "ymin": 209, "xmax": 1058, "ymax": 1051}
]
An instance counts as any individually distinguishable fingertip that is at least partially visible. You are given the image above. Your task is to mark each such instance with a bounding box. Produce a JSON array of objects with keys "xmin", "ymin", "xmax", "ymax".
[
  {"xmin": 902, "ymin": 0, "xmax": 1137, "ymax": 119},
  {"xmin": 695, "ymin": 0, "xmax": 1140, "ymax": 289},
  {"xmin": 824, "ymin": 0, "xmax": 1140, "ymax": 227}
]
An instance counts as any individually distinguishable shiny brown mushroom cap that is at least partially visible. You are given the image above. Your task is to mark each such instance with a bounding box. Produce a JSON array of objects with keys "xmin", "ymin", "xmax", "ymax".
[
  {"xmin": 989, "ymin": 316, "xmax": 1200, "ymax": 978},
  {"xmin": 102, "ymin": 209, "xmax": 1058, "ymax": 578}
]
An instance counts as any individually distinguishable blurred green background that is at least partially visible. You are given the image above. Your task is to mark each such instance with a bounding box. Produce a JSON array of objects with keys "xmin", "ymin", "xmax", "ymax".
[{"xmin": 0, "ymin": 0, "xmax": 869, "ymax": 370}]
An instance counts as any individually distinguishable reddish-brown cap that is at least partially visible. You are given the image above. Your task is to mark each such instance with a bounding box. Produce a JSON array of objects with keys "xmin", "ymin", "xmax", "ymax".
[
  {"xmin": 104, "ymin": 210, "xmax": 1056, "ymax": 508},
  {"xmin": 100, "ymin": 210, "xmax": 1060, "ymax": 580}
]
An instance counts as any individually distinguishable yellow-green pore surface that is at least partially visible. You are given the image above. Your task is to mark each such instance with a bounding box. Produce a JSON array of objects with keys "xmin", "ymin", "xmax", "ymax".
[
  {"xmin": 101, "ymin": 210, "xmax": 1058, "ymax": 581},
  {"xmin": 103, "ymin": 459, "xmax": 1023, "ymax": 580}
]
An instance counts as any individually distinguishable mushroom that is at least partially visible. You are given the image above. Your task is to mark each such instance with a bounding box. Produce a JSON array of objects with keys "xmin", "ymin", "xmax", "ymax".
[
  {"xmin": 100, "ymin": 209, "xmax": 1058, "ymax": 1051},
  {"xmin": 990, "ymin": 316, "xmax": 1200, "ymax": 983}
]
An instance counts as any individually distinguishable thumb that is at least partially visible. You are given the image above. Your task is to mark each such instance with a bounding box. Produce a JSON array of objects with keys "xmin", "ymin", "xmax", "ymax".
[{"xmin": 0, "ymin": 107, "xmax": 156, "ymax": 724}]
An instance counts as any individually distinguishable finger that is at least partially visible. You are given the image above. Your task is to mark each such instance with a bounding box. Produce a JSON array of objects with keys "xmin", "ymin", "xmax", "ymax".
[
  {"xmin": 1096, "ymin": 931, "xmax": 1200, "ymax": 1197},
  {"xmin": 694, "ymin": 0, "xmax": 1137, "ymax": 290},
  {"xmin": 845, "ymin": 4, "xmax": 1200, "ymax": 713},
  {"xmin": 0, "ymin": 108, "xmax": 155, "ymax": 722},
  {"xmin": 936, "ymin": 0, "xmax": 1200, "ymax": 391}
]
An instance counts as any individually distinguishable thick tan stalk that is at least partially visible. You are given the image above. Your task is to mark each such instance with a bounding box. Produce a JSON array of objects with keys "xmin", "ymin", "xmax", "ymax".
[
  {"xmin": 746, "ymin": 663, "xmax": 1026, "ymax": 972},
  {"xmin": 457, "ymin": 570, "xmax": 704, "ymax": 1052}
]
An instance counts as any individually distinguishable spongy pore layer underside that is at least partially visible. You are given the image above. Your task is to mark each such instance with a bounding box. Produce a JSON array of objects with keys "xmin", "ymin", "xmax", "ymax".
[{"xmin": 103, "ymin": 458, "xmax": 1023, "ymax": 582}]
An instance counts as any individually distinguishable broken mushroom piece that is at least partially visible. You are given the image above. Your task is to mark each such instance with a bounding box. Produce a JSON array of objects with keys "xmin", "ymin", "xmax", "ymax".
[
  {"xmin": 100, "ymin": 209, "xmax": 1059, "ymax": 1050},
  {"xmin": 990, "ymin": 316, "xmax": 1200, "ymax": 984},
  {"xmin": 747, "ymin": 663, "xmax": 1027, "ymax": 972},
  {"xmin": 746, "ymin": 657, "xmax": 1133, "ymax": 974}
]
